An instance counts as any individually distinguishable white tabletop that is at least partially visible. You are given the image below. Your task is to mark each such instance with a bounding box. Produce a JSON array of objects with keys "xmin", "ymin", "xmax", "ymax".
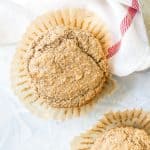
[
  {"xmin": 0, "ymin": 44, "xmax": 150, "ymax": 150},
  {"xmin": 0, "ymin": 0, "xmax": 150, "ymax": 149}
]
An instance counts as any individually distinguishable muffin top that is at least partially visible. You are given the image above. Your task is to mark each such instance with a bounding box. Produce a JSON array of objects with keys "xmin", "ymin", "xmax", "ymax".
[
  {"xmin": 91, "ymin": 127, "xmax": 150, "ymax": 150},
  {"xmin": 20, "ymin": 26, "xmax": 109, "ymax": 108}
]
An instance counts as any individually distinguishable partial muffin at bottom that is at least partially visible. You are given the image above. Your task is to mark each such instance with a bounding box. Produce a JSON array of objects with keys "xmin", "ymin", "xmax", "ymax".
[{"xmin": 71, "ymin": 110, "xmax": 150, "ymax": 150}]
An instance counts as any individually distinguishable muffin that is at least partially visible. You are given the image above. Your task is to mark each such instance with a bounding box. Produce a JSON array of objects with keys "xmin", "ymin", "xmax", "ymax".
[
  {"xmin": 11, "ymin": 8, "xmax": 114, "ymax": 120},
  {"xmin": 71, "ymin": 109, "xmax": 150, "ymax": 150}
]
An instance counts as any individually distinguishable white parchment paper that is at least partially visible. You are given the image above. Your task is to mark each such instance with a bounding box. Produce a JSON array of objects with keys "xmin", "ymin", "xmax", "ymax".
[
  {"xmin": 0, "ymin": 0, "xmax": 150, "ymax": 149},
  {"xmin": 0, "ymin": 44, "xmax": 150, "ymax": 150}
]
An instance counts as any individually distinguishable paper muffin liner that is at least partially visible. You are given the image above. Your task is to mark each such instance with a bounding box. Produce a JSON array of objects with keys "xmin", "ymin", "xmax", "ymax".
[
  {"xmin": 71, "ymin": 109, "xmax": 150, "ymax": 149},
  {"xmin": 11, "ymin": 8, "xmax": 114, "ymax": 120}
]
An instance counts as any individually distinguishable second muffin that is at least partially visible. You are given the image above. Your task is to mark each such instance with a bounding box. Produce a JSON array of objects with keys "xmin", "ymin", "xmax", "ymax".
[{"xmin": 71, "ymin": 109, "xmax": 150, "ymax": 150}]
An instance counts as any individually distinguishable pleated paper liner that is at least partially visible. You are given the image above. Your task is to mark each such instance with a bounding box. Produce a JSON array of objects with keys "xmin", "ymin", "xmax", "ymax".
[
  {"xmin": 71, "ymin": 109, "xmax": 150, "ymax": 150},
  {"xmin": 20, "ymin": 8, "xmax": 110, "ymax": 56},
  {"xmin": 11, "ymin": 8, "xmax": 114, "ymax": 120}
]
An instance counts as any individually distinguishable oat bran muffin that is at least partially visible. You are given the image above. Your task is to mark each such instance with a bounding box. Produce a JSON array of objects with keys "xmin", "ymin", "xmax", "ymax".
[
  {"xmin": 11, "ymin": 9, "xmax": 114, "ymax": 120},
  {"xmin": 92, "ymin": 127, "xmax": 150, "ymax": 150},
  {"xmin": 71, "ymin": 110, "xmax": 150, "ymax": 149}
]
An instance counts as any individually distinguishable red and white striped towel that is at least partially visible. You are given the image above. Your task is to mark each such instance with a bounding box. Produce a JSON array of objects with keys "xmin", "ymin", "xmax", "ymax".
[
  {"xmin": 107, "ymin": 0, "xmax": 150, "ymax": 75},
  {"xmin": 89, "ymin": 0, "xmax": 150, "ymax": 76},
  {"xmin": 0, "ymin": 0, "xmax": 150, "ymax": 76}
]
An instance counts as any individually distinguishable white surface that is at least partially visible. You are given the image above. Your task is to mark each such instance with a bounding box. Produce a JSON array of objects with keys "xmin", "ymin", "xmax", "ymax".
[
  {"xmin": 0, "ymin": 0, "xmax": 150, "ymax": 150},
  {"xmin": 0, "ymin": 45, "xmax": 150, "ymax": 150}
]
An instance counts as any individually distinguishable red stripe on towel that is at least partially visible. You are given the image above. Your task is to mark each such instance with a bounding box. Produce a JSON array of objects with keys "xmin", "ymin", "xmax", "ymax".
[{"xmin": 107, "ymin": 0, "xmax": 139, "ymax": 58}]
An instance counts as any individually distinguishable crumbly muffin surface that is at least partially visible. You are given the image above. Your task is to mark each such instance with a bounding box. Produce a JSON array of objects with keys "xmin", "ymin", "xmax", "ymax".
[
  {"xmin": 92, "ymin": 127, "xmax": 150, "ymax": 150},
  {"xmin": 19, "ymin": 26, "xmax": 109, "ymax": 108}
]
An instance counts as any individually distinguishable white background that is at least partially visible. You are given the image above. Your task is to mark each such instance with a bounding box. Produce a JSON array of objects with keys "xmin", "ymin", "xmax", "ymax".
[
  {"xmin": 0, "ymin": 45, "xmax": 149, "ymax": 150},
  {"xmin": 0, "ymin": 0, "xmax": 150, "ymax": 149}
]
